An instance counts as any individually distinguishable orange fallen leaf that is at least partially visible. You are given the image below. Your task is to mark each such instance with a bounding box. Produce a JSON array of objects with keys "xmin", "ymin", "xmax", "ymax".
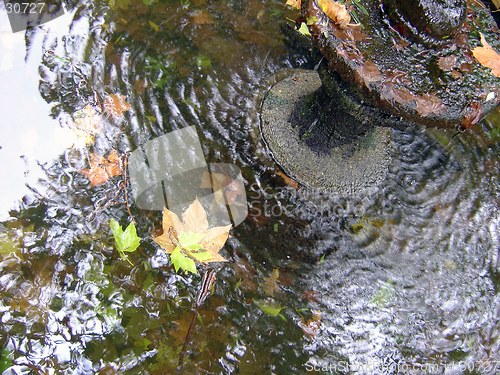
[
  {"xmin": 78, "ymin": 150, "xmax": 122, "ymax": 187},
  {"xmin": 316, "ymin": 0, "xmax": 351, "ymax": 28},
  {"xmin": 200, "ymin": 171, "xmax": 245, "ymax": 204},
  {"xmin": 277, "ymin": 171, "xmax": 298, "ymax": 188},
  {"xmin": 104, "ymin": 94, "xmax": 131, "ymax": 117},
  {"xmin": 472, "ymin": 33, "xmax": 500, "ymax": 78},
  {"xmin": 286, "ymin": 0, "xmax": 301, "ymax": 9}
]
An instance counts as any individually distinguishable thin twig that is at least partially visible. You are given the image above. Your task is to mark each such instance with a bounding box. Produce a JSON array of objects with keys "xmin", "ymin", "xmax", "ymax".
[
  {"xmin": 121, "ymin": 152, "xmax": 136, "ymax": 223},
  {"xmin": 176, "ymin": 268, "xmax": 217, "ymax": 374}
]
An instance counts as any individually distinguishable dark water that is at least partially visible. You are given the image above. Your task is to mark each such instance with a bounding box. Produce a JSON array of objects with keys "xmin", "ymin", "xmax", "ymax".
[{"xmin": 1, "ymin": 0, "xmax": 500, "ymax": 374}]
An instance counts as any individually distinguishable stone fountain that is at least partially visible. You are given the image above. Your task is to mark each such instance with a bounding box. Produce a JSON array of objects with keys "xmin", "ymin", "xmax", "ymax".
[{"xmin": 261, "ymin": 0, "xmax": 500, "ymax": 194}]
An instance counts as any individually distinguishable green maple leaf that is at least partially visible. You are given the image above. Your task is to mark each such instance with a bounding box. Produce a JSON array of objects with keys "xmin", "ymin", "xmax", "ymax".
[
  {"xmin": 171, "ymin": 232, "xmax": 214, "ymax": 272},
  {"xmin": 110, "ymin": 219, "xmax": 141, "ymax": 265},
  {"xmin": 178, "ymin": 232, "xmax": 205, "ymax": 249},
  {"xmin": 171, "ymin": 246, "xmax": 197, "ymax": 274}
]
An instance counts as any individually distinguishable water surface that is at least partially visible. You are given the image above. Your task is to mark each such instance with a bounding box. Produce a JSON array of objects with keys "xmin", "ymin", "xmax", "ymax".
[{"xmin": 1, "ymin": 0, "xmax": 500, "ymax": 374}]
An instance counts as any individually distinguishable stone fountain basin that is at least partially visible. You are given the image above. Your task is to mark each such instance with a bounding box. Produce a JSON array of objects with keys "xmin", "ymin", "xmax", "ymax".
[{"xmin": 302, "ymin": 0, "xmax": 500, "ymax": 129}]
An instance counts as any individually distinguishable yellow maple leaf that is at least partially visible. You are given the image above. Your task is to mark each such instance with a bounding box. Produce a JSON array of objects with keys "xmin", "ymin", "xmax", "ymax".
[
  {"xmin": 472, "ymin": 33, "xmax": 500, "ymax": 78},
  {"xmin": 152, "ymin": 198, "xmax": 231, "ymax": 263},
  {"xmin": 73, "ymin": 104, "xmax": 103, "ymax": 146}
]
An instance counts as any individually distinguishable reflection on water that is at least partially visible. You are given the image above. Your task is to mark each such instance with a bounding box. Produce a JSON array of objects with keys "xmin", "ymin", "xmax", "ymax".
[
  {"xmin": 0, "ymin": 9, "xmax": 83, "ymax": 218},
  {"xmin": 1, "ymin": 0, "xmax": 500, "ymax": 373}
]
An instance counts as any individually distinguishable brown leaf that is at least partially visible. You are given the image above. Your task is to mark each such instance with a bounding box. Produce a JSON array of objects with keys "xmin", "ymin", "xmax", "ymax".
[
  {"xmin": 105, "ymin": 150, "xmax": 122, "ymax": 177},
  {"xmin": 380, "ymin": 83, "xmax": 417, "ymax": 105},
  {"xmin": 191, "ymin": 11, "xmax": 212, "ymax": 26},
  {"xmin": 301, "ymin": 290, "xmax": 321, "ymax": 303},
  {"xmin": 460, "ymin": 102, "xmax": 482, "ymax": 130},
  {"xmin": 336, "ymin": 42, "xmax": 363, "ymax": 64},
  {"xmin": 414, "ymin": 93, "xmax": 446, "ymax": 117},
  {"xmin": 260, "ymin": 268, "xmax": 280, "ymax": 297},
  {"xmin": 438, "ymin": 55, "xmax": 457, "ymax": 71},
  {"xmin": 77, "ymin": 166, "xmax": 109, "ymax": 187},
  {"xmin": 384, "ymin": 70, "xmax": 411, "ymax": 85},
  {"xmin": 355, "ymin": 61, "xmax": 383, "ymax": 88},
  {"xmin": 232, "ymin": 257, "xmax": 258, "ymax": 291},
  {"xmin": 132, "ymin": 78, "xmax": 149, "ymax": 95},
  {"xmin": 200, "ymin": 171, "xmax": 245, "ymax": 205},
  {"xmin": 77, "ymin": 150, "xmax": 122, "ymax": 187},
  {"xmin": 472, "ymin": 33, "xmax": 500, "ymax": 78},
  {"xmin": 225, "ymin": 180, "xmax": 245, "ymax": 204},
  {"xmin": 104, "ymin": 94, "xmax": 132, "ymax": 117},
  {"xmin": 298, "ymin": 318, "xmax": 321, "ymax": 339},
  {"xmin": 316, "ymin": 0, "xmax": 351, "ymax": 28}
]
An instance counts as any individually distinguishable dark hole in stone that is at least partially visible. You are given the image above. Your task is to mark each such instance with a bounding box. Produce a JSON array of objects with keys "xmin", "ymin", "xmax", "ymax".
[{"xmin": 288, "ymin": 86, "xmax": 373, "ymax": 155}]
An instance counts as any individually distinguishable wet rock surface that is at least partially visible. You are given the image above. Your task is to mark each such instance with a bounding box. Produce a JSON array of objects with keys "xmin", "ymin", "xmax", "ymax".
[{"xmin": 303, "ymin": 0, "xmax": 500, "ymax": 128}]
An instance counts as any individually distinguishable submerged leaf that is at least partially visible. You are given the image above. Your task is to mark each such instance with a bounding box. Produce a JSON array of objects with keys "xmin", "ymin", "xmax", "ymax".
[
  {"xmin": 413, "ymin": 93, "xmax": 446, "ymax": 117},
  {"xmin": 77, "ymin": 150, "xmax": 122, "ymax": 187},
  {"xmin": 438, "ymin": 55, "xmax": 457, "ymax": 72},
  {"xmin": 104, "ymin": 94, "xmax": 132, "ymax": 117},
  {"xmin": 260, "ymin": 268, "xmax": 280, "ymax": 297},
  {"xmin": 299, "ymin": 318, "xmax": 321, "ymax": 339},
  {"xmin": 355, "ymin": 61, "xmax": 383, "ymax": 88},
  {"xmin": 73, "ymin": 104, "xmax": 103, "ymax": 145},
  {"xmin": 253, "ymin": 298, "xmax": 284, "ymax": 317}
]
